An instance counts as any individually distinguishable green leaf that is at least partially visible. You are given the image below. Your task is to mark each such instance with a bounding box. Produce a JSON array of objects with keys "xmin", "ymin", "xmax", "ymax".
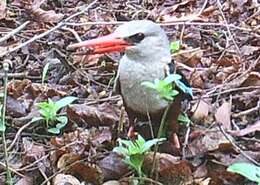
[
  {"xmin": 56, "ymin": 116, "xmax": 68, "ymax": 125},
  {"xmin": 56, "ymin": 116, "xmax": 68, "ymax": 129},
  {"xmin": 113, "ymin": 146, "xmax": 129, "ymax": 156},
  {"xmin": 55, "ymin": 96, "xmax": 78, "ymax": 111},
  {"xmin": 174, "ymin": 79, "xmax": 193, "ymax": 97},
  {"xmin": 227, "ymin": 163, "xmax": 260, "ymax": 184},
  {"xmin": 42, "ymin": 62, "xmax": 50, "ymax": 85},
  {"xmin": 47, "ymin": 127, "xmax": 61, "ymax": 134},
  {"xmin": 164, "ymin": 74, "xmax": 182, "ymax": 85},
  {"xmin": 178, "ymin": 113, "xmax": 191, "ymax": 125},
  {"xmin": 141, "ymin": 81, "xmax": 156, "ymax": 89},
  {"xmin": 170, "ymin": 40, "xmax": 181, "ymax": 53},
  {"xmin": 0, "ymin": 105, "xmax": 5, "ymax": 132},
  {"xmin": 142, "ymin": 138, "xmax": 166, "ymax": 153},
  {"xmin": 30, "ymin": 117, "xmax": 44, "ymax": 123}
]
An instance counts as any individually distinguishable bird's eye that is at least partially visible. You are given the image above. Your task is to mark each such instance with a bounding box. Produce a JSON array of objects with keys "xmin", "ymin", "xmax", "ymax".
[{"xmin": 127, "ymin": 32, "xmax": 145, "ymax": 44}]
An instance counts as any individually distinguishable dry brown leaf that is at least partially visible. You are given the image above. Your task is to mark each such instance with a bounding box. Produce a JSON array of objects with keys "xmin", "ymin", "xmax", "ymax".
[
  {"xmin": 32, "ymin": 9, "xmax": 64, "ymax": 23},
  {"xmin": 102, "ymin": 181, "xmax": 121, "ymax": 185},
  {"xmin": 240, "ymin": 45, "xmax": 259, "ymax": 56},
  {"xmin": 215, "ymin": 101, "xmax": 232, "ymax": 130},
  {"xmin": 229, "ymin": 120, "xmax": 260, "ymax": 136},
  {"xmin": 0, "ymin": 0, "xmax": 6, "ymax": 19},
  {"xmin": 22, "ymin": 137, "xmax": 45, "ymax": 164},
  {"xmin": 162, "ymin": 13, "xmax": 205, "ymax": 22},
  {"xmin": 241, "ymin": 72, "xmax": 260, "ymax": 87},
  {"xmin": 53, "ymin": 174, "xmax": 81, "ymax": 185},
  {"xmin": 11, "ymin": 0, "xmax": 63, "ymax": 22},
  {"xmin": 188, "ymin": 129, "xmax": 231, "ymax": 155},
  {"xmin": 192, "ymin": 100, "xmax": 211, "ymax": 122},
  {"xmin": 67, "ymin": 103, "xmax": 119, "ymax": 127},
  {"xmin": 98, "ymin": 153, "xmax": 129, "ymax": 181},
  {"xmin": 57, "ymin": 153, "xmax": 81, "ymax": 170},
  {"xmin": 143, "ymin": 152, "xmax": 192, "ymax": 184},
  {"xmin": 16, "ymin": 177, "xmax": 34, "ymax": 185}
]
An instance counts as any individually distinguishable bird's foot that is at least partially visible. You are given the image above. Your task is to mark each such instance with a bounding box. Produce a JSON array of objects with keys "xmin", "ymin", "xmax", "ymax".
[{"xmin": 127, "ymin": 126, "xmax": 138, "ymax": 139}]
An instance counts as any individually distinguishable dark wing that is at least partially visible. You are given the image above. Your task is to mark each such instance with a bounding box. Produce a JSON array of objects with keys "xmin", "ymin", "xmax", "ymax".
[{"xmin": 165, "ymin": 61, "xmax": 192, "ymax": 101}]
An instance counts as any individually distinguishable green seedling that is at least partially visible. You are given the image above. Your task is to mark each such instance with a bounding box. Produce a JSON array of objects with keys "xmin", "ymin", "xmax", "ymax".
[
  {"xmin": 141, "ymin": 74, "xmax": 192, "ymax": 101},
  {"xmin": 227, "ymin": 162, "xmax": 260, "ymax": 185},
  {"xmin": 170, "ymin": 40, "xmax": 181, "ymax": 53},
  {"xmin": 42, "ymin": 62, "xmax": 50, "ymax": 85},
  {"xmin": 178, "ymin": 113, "xmax": 191, "ymax": 125},
  {"xmin": 32, "ymin": 96, "xmax": 77, "ymax": 134},
  {"xmin": 113, "ymin": 134, "xmax": 165, "ymax": 177},
  {"xmin": 0, "ymin": 104, "xmax": 4, "ymax": 132}
]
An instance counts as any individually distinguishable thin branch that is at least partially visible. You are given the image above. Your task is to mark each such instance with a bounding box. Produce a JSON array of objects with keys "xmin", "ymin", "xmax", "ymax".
[
  {"xmin": 0, "ymin": 21, "xmax": 30, "ymax": 43},
  {"xmin": 64, "ymin": 21, "xmax": 259, "ymax": 37},
  {"xmin": 216, "ymin": 0, "xmax": 241, "ymax": 56},
  {"xmin": 218, "ymin": 124, "xmax": 260, "ymax": 166},
  {"xmin": 0, "ymin": 0, "xmax": 97, "ymax": 58},
  {"xmin": 1, "ymin": 61, "xmax": 13, "ymax": 185}
]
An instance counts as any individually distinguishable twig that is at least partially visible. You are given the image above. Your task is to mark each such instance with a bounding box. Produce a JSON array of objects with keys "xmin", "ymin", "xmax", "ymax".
[
  {"xmin": 61, "ymin": 27, "xmax": 82, "ymax": 42},
  {"xmin": 1, "ymin": 61, "xmax": 13, "ymax": 185},
  {"xmin": 64, "ymin": 21, "xmax": 259, "ymax": 37},
  {"xmin": 0, "ymin": 0, "xmax": 97, "ymax": 57},
  {"xmin": 182, "ymin": 125, "xmax": 191, "ymax": 159},
  {"xmin": 64, "ymin": 21, "xmax": 125, "ymax": 26},
  {"xmin": 218, "ymin": 124, "xmax": 260, "ymax": 166},
  {"xmin": 216, "ymin": 0, "xmax": 241, "ymax": 56},
  {"xmin": 7, "ymin": 121, "xmax": 33, "ymax": 151},
  {"xmin": 120, "ymin": 176, "xmax": 163, "ymax": 185},
  {"xmin": 0, "ymin": 162, "xmax": 25, "ymax": 177},
  {"xmin": 150, "ymin": 104, "xmax": 171, "ymax": 179},
  {"xmin": 0, "ymin": 21, "xmax": 30, "ymax": 43},
  {"xmin": 233, "ymin": 99, "xmax": 260, "ymax": 118}
]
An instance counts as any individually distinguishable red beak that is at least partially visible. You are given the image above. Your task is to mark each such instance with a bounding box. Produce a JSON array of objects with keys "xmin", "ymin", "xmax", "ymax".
[{"xmin": 67, "ymin": 33, "xmax": 130, "ymax": 54}]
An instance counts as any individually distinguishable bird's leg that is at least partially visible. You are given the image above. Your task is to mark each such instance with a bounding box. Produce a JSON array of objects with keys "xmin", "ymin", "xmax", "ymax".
[
  {"xmin": 125, "ymin": 107, "xmax": 138, "ymax": 139},
  {"xmin": 167, "ymin": 96, "xmax": 182, "ymax": 150}
]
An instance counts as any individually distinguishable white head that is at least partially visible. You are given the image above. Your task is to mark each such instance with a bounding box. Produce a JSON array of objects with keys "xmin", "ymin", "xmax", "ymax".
[
  {"xmin": 68, "ymin": 20, "xmax": 171, "ymax": 63},
  {"xmin": 114, "ymin": 20, "xmax": 170, "ymax": 60}
]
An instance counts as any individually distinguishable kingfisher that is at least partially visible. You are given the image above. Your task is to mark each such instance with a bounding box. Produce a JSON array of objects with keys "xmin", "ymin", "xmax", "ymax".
[{"xmin": 68, "ymin": 20, "xmax": 192, "ymax": 142}]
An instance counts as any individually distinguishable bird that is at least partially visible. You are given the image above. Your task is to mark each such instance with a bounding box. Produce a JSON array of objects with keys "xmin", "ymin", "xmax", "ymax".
[{"xmin": 68, "ymin": 20, "xmax": 192, "ymax": 145}]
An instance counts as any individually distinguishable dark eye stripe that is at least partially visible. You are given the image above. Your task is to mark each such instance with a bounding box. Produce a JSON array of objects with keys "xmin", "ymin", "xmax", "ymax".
[{"xmin": 126, "ymin": 33, "xmax": 145, "ymax": 44}]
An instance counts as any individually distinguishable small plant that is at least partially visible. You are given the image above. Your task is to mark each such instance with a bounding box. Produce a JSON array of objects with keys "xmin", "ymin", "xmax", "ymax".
[
  {"xmin": 178, "ymin": 113, "xmax": 191, "ymax": 125},
  {"xmin": 41, "ymin": 62, "xmax": 50, "ymax": 85},
  {"xmin": 227, "ymin": 162, "xmax": 260, "ymax": 185},
  {"xmin": 32, "ymin": 96, "xmax": 77, "ymax": 134},
  {"xmin": 0, "ymin": 104, "xmax": 5, "ymax": 132},
  {"xmin": 170, "ymin": 40, "xmax": 181, "ymax": 53},
  {"xmin": 141, "ymin": 74, "xmax": 192, "ymax": 101},
  {"xmin": 113, "ymin": 134, "xmax": 165, "ymax": 177}
]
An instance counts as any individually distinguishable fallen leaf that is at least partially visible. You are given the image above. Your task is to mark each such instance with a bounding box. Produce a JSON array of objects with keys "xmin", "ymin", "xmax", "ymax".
[
  {"xmin": 98, "ymin": 153, "xmax": 129, "ymax": 181},
  {"xmin": 102, "ymin": 180, "xmax": 121, "ymax": 185},
  {"xmin": 215, "ymin": 101, "xmax": 232, "ymax": 130},
  {"xmin": 22, "ymin": 137, "xmax": 46, "ymax": 164},
  {"xmin": 16, "ymin": 177, "xmax": 34, "ymax": 185},
  {"xmin": 192, "ymin": 100, "xmax": 211, "ymax": 121},
  {"xmin": 229, "ymin": 120, "xmax": 260, "ymax": 136},
  {"xmin": 240, "ymin": 45, "xmax": 259, "ymax": 56},
  {"xmin": 0, "ymin": 0, "xmax": 6, "ymax": 19},
  {"xmin": 12, "ymin": 0, "xmax": 64, "ymax": 22},
  {"xmin": 53, "ymin": 174, "xmax": 81, "ymax": 185},
  {"xmin": 162, "ymin": 13, "xmax": 205, "ymax": 22},
  {"xmin": 143, "ymin": 152, "xmax": 192, "ymax": 184},
  {"xmin": 188, "ymin": 129, "xmax": 231, "ymax": 155},
  {"xmin": 67, "ymin": 103, "xmax": 119, "ymax": 127},
  {"xmin": 241, "ymin": 72, "xmax": 260, "ymax": 87}
]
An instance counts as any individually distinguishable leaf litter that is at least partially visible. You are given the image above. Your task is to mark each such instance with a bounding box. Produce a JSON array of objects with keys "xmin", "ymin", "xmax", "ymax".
[{"xmin": 0, "ymin": 0, "xmax": 259, "ymax": 184}]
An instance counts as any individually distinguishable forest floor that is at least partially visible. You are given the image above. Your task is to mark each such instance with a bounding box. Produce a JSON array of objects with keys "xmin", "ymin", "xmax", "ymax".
[{"xmin": 0, "ymin": 0, "xmax": 259, "ymax": 184}]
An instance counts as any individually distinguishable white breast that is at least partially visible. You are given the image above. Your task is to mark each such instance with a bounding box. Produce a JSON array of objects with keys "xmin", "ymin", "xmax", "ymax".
[{"xmin": 118, "ymin": 56, "xmax": 169, "ymax": 115}]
